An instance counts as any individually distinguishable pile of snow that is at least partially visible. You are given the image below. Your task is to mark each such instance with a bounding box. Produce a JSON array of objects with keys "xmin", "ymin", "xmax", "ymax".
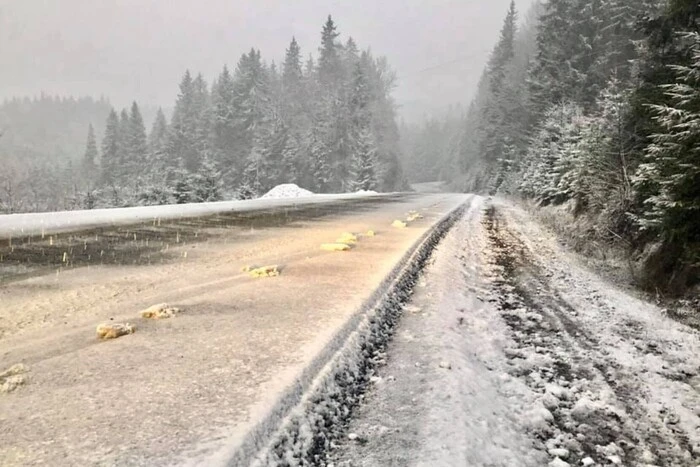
[
  {"xmin": 355, "ymin": 189, "xmax": 378, "ymax": 195},
  {"xmin": 260, "ymin": 184, "xmax": 315, "ymax": 200}
]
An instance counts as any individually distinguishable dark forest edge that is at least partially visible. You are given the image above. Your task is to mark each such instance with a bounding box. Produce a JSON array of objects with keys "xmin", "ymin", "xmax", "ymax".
[
  {"xmin": 401, "ymin": 0, "xmax": 699, "ymax": 298},
  {"xmin": 0, "ymin": 16, "xmax": 407, "ymax": 214}
]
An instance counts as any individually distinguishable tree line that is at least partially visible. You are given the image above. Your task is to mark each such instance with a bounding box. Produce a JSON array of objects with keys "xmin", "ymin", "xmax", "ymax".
[
  {"xmin": 86, "ymin": 15, "xmax": 405, "ymax": 208},
  {"xmin": 405, "ymin": 0, "xmax": 699, "ymax": 294},
  {"xmin": 0, "ymin": 96, "xmax": 113, "ymax": 213}
]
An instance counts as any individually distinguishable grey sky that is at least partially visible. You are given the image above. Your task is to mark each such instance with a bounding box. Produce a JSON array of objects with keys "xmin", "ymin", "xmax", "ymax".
[{"xmin": 0, "ymin": 0, "xmax": 534, "ymax": 121}]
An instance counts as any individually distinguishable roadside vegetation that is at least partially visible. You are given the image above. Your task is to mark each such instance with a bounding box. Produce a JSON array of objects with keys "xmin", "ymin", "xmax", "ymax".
[{"xmin": 402, "ymin": 0, "xmax": 699, "ymax": 299}]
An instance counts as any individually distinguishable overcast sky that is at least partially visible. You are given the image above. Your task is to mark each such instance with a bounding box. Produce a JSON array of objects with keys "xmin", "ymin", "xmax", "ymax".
[{"xmin": 0, "ymin": 0, "xmax": 534, "ymax": 121}]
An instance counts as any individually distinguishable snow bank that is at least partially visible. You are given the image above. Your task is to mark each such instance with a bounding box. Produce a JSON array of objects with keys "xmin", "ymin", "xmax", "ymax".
[
  {"xmin": 260, "ymin": 184, "xmax": 314, "ymax": 199},
  {"xmin": 0, "ymin": 192, "xmax": 385, "ymax": 239}
]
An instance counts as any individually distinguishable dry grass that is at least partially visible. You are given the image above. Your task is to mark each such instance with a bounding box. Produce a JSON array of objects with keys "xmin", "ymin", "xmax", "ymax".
[{"xmin": 96, "ymin": 322, "xmax": 135, "ymax": 339}]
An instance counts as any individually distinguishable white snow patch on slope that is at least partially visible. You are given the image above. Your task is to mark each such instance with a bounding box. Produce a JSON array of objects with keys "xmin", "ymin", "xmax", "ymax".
[{"xmin": 260, "ymin": 184, "xmax": 314, "ymax": 199}]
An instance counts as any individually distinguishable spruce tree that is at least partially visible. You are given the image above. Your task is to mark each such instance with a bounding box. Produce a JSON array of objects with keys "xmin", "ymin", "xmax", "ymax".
[
  {"xmin": 633, "ymin": 32, "xmax": 700, "ymax": 251},
  {"xmin": 348, "ymin": 127, "xmax": 378, "ymax": 191},
  {"xmin": 211, "ymin": 65, "xmax": 237, "ymax": 181},
  {"xmin": 126, "ymin": 102, "xmax": 148, "ymax": 179},
  {"xmin": 282, "ymin": 37, "xmax": 305, "ymax": 123},
  {"xmin": 148, "ymin": 107, "xmax": 168, "ymax": 155},
  {"xmin": 100, "ymin": 109, "xmax": 120, "ymax": 186},
  {"xmin": 307, "ymin": 125, "xmax": 332, "ymax": 193},
  {"xmin": 82, "ymin": 123, "xmax": 99, "ymax": 177},
  {"xmin": 232, "ymin": 49, "xmax": 272, "ymax": 184},
  {"xmin": 168, "ymin": 70, "xmax": 198, "ymax": 173},
  {"xmin": 318, "ymin": 15, "xmax": 342, "ymax": 89}
]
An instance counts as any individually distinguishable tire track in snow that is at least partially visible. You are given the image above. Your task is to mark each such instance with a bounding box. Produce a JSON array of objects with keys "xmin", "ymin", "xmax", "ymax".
[{"xmin": 484, "ymin": 204, "xmax": 699, "ymax": 466}]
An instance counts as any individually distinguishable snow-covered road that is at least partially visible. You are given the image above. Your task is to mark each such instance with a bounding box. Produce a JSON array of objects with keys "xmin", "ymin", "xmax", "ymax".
[
  {"xmin": 0, "ymin": 193, "xmax": 467, "ymax": 466},
  {"xmin": 331, "ymin": 198, "xmax": 700, "ymax": 467},
  {"xmin": 2, "ymin": 194, "xmax": 698, "ymax": 467}
]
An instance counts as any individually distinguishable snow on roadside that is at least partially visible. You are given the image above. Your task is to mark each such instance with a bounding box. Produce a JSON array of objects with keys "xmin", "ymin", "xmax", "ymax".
[
  {"xmin": 260, "ymin": 184, "xmax": 314, "ymax": 199},
  {"xmin": 0, "ymin": 191, "xmax": 384, "ymax": 239},
  {"xmin": 485, "ymin": 200, "xmax": 700, "ymax": 466}
]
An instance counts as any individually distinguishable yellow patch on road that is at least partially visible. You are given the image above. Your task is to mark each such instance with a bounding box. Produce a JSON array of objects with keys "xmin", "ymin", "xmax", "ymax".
[
  {"xmin": 336, "ymin": 232, "xmax": 358, "ymax": 244},
  {"xmin": 96, "ymin": 323, "xmax": 135, "ymax": 340},
  {"xmin": 321, "ymin": 243, "xmax": 352, "ymax": 252},
  {"xmin": 406, "ymin": 211, "xmax": 424, "ymax": 222},
  {"xmin": 248, "ymin": 265, "xmax": 280, "ymax": 278},
  {"xmin": 392, "ymin": 220, "xmax": 407, "ymax": 228},
  {"xmin": 365, "ymin": 230, "xmax": 376, "ymax": 237},
  {"xmin": 140, "ymin": 303, "xmax": 181, "ymax": 319}
]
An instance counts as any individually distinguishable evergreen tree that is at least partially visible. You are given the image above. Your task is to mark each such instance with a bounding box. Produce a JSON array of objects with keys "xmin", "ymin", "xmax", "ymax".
[
  {"xmin": 632, "ymin": 31, "xmax": 700, "ymax": 261},
  {"xmin": 280, "ymin": 133, "xmax": 302, "ymax": 185},
  {"xmin": 318, "ymin": 15, "xmax": 342, "ymax": 89},
  {"xmin": 125, "ymin": 101, "xmax": 148, "ymax": 179},
  {"xmin": 211, "ymin": 65, "xmax": 237, "ymax": 182},
  {"xmin": 100, "ymin": 109, "xmax": 120, "ymax": 185},
  {"xmin": 282, "ymin": 37, "xmax": 305, "ymax": 123},
  {"xmin": 117, "ymin": 108, "xmax": 130, "ymax": 182},
  {"xmin": 231, "ymin": 49, "xmax": 272, "ymax": 184},
  {"xmin": 148, "ymin": 107, "xmax": 168, "ymax": 155},
  {"xmin": 168, "ymin": 70, "xmax": 200, "ymax": 173},
  {"xmin": 307, "ymin": 125, "xmax": 332, "ymax": 193},
  {"xmin": 191, "ymin": 156, "xmax": 223, "ymax": 202},
  {"xmin": 82, "ymin": 123, "xmax": 99, "ymax": 177},
  {"xmin": 348, "ymin": 127, "xmax": 378, "ymax": 191}
]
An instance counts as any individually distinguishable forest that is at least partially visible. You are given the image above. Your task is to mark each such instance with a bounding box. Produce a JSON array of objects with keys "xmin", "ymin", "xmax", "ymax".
[
  {"xmin": 402, "ymin": 0, "xmax": 699, "ymax": 296},
  {"xmin": 0, "ymin": 16, "xmax": 405, "ymax": 213}
]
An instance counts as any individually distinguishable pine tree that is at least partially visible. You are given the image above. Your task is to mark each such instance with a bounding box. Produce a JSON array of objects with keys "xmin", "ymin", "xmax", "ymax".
[
  {"xmin": 231, "ymin": 49, "xmax": 272, "ymax": 185},
  {"xmin": 191, "ymin": 156, "xmax": 223, "ymax": 202},
  {"xmin": 126, "ymin": 101, "xmax": 148, "ymax": 179},
  {"xmin": 148, "ymin": 108, "xmax": 168, "ymax": 155},
  {"xmin": 211, "ymin": 65, "xmax": 237, "ymax": 182},
  {"xmin": 116, "ymin": 108, "xmax": 130, "ymax": 183},
  {"xmin": 348, "ymin": 127, "xmax": 378, "ymax": 191},
  {"xmin": 280, "ymin": 133, "xmax": 301, "ymax": 185},
  {"xmin": 633, "ymin": 32, "xmax": 700, "ymax": 247},
  {"xmin": 530, "ymin": 0, "xmax": 578, "ymax": 113},
  {"xmin": 282, "ymin": 37, "xmax": 305, "ymax": 123},
  {"xmin": 478, "ymin": 2, "xmax": 519, "ymax": 175},
  {"xmin": 307, "ymin": 125, "xmax": 332, "ymax": 193},
  {"xmin": 318, "ymin": 15, "xmax": 342, "ymax": 89},
  {"xmin": 100, "ymin": 109, "xmax": 120, "ymax": 186},
  {"xmin": 82, "ymin": 123, "xmax": 99, "ymax": 178},
  {"xmin": 519, "ymin": 102, "xmax": 585, "ymax": 205},
  {"xmin": 168, "ymin": 70, "xmax": 199, "ymax": 173}
]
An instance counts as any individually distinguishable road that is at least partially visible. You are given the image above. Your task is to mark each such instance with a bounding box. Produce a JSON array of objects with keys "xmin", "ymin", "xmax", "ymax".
[
  {"xmin": 0, "ymin": 193, "xmax": 467, "ymax": 466},
  {"xmin": 2, "ymin": 194, "xmax": 699, "ymax": 467},
  {"xmin": 330, "ymin": 199, "xmax": 700, "ymax": 467}
]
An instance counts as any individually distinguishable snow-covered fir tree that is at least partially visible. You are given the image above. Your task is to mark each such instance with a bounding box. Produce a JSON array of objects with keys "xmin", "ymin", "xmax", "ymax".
[{"xmin": 348, "ymin": 127, "xmax": 378, "ymax": 192}]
